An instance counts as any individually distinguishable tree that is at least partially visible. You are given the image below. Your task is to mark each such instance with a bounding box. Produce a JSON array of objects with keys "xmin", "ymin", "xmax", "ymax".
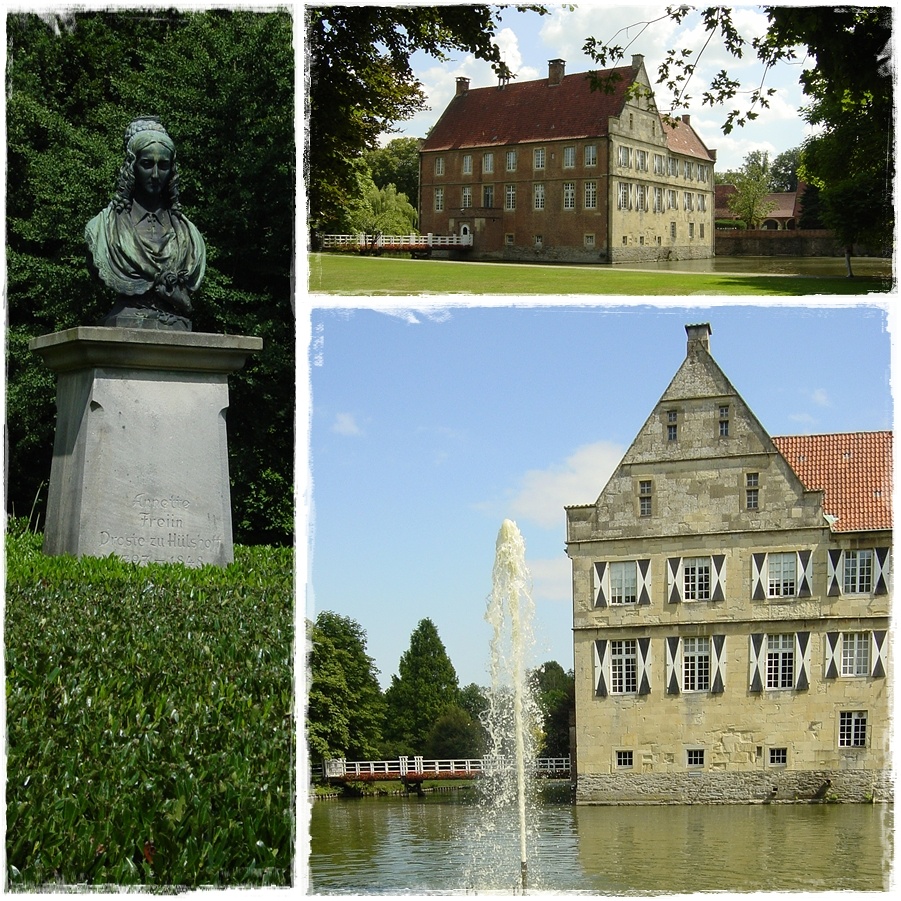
[
  {"xmin": 531, "ymin": 661, "xmax": 574, "ymax": 759},
  {"xmin": 424, "ymin": 705, "xmax": 485, "ymax": 759},
  {"xmin": 6, "ymin": 10, "xmax": 295, "ymax": 544},
  {"xmin": 307, "ymin": 612, "xmax": 385, "ymax": 761},
  {"xmin": 726, "ymin": 151, "xmax": 776, "ymax": 228},
  {"xmin": 383, "ymin": 618, "xmax": 460, "ymax": 755},
  {"xmin": 351, "ymin": 181, "xmax": 418, "ymax": 238},
  {"xmin": 365, "ymin": 136, "xmax": 422, "ymax": 203},
  {"xmin": 306, "ymin": 5, "xmax": 548, "ymax": 236},
  {"xmin": 770, "ymin": 147, "xmax": 801, "ymax": 193}
]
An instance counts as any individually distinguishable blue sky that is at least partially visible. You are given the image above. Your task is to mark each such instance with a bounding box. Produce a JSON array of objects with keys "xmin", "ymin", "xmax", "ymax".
[
  {"xmin": 305, "ymin": 303, "xmax": 893, "ymax": 690},
  {"xmin": 388, "ymin": 2, "xmax": 826, "ymax": 173}
]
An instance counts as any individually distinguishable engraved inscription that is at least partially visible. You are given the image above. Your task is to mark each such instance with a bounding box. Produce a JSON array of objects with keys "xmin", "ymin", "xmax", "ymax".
[{"xmin": 99, "ymin": 492, "xmax": 223, "ymax": 565}]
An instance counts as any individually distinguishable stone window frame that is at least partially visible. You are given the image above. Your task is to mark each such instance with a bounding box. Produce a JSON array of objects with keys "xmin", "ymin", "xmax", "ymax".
[
  {"xmin": 504, "ymin": 183, "xmax": 516, "ymax": 211},
  {"xmin": 505, "ymin": 149, "xmax": 517, "ymax": 172},
  {"xmin": 718, "ymin": 404, "xmax": 730, "ymax": 437},
  {"xmin": 434, "ymin": 186, "xmax": 444, "ymax": 212},
  {"xmin": 504, "ymin": 233, "xmax": 515, "ymax": 246},
  {"xmin": 594, "ymin": 637, "xmax": 651, "ymax": 697},
  {"xmin": 533, "ymin": 183, "xmax": 546, "ymax": 211},
  {"xmin": 827, "ymin": 548, "xmax": 890, "ymax": 597},
  {"xmin": 461, "ymin": 185, "xmax": 473, "ymax": 209},
  {"xmin": 593, "ymin": 558, "xmax": 652, "ymax": 607},
  {"xmin": 749, "ymin": 632, "xmax": 811, "ymax": 692},
  {"xmin": 838, "ymin": 710, "xmax": 868, "ymax": 748},
  {"xmin": 584, "ymin": 143, "xmax": 598, "ymax": 167},
  {"xmin": 563, "ymin": 181, "xmax": 576, "ymax": 210},
  {"xmin": 462, "ymin": 154, "xmax": 473, "ymax": 175},
  {"xmin": 665, "ymin": 634, "xmax": 726, "ymax": 695},
  {"xmin": 482, "ymin": 151, "xmax": 494, "ymax": 174},
  {"xmin": 615, "ymin": 749, "xmax": 634, "ymax": 768},
  {"xmin": 745, "ymin": 471, "xmax": 759, "ymax": 510},
  {"xmin": 584, "ymin": 181, "xmax": 598, "ymax": 209},
  {"xmin": 637, "ymin": 478, "xmax": 653, "ymax": 517},
  {"xmin": 584, "ymin": 233, "xmax": 596, "ymax": 247},
  {"xmin": 824, "ymin": 630, "xmax": 886, "ymax": 679},
  {"xmin": 686, "ymin": 748, "xmax": 705, "ymax": 768},
  {"xmin": 682, "ymin": 636, "xmax": 711, "ymax": 691},
  {"xmin": 533, "ymin": 147, "xmax": 546, "ymax": 170},
  {"xmin": 768, "ymin": 747, "xmax": 788, "ymax": 766},
  {"xmin": 751, "ymin": 550, "xmax": 813, "ymax": 601},
  {"xmin": 563, "ymin": 145, "xmax": 576, "ymax": 168},
  {"xmin": 482, "ymin": 184, "xmax": 494, "ymax": 208},
  {"xmin": 435, "ymin": 156, "xmax": 445, "ymax": 176}
]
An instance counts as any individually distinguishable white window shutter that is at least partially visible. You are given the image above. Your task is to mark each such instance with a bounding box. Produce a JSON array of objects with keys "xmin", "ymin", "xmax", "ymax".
[
  {"xmin": 637, "ymin": 637, "xmax": 652, "ymax": 695},
  {"xmin": 827, "ymin": 549, "xmax": 843, "ymax": 597},
  {"xmin": 797, "ymin": 550, "xmax": 813, "ymax": 598},
  {"xmin": 711, "ymin": 634, "xmax": 726, "ymax": 694},
  {"xmin": 637, "ymin": 558, "xmax": 652, "ymax": 605},
  {"xmin": 711, "ymin": 554, "xmax": 726, "ymax": 601},
  {"xmin": 594, "ymin": 639, "xmax": 610, "ymax": 697},
  {"xmin": 871, "ymin": 630, "xmax": 887, "ymax": 678},
  {"xmin": 593, "ymin": 561, "xmax": 609, "ymax": 608},
  {"xmin": 665, "ymin": 636, "xmax": 681, "ymax": 694},
  {"xmin": 824, "ymin": 631, "xmax": 841, "ymax": 679},
  {"xmin": 749, "ymin": 633, "xmax": 765, "ymax": 692},
  {"xmin": 794, "ymin": 632, "xmax": 811, "ymax": 690},
  {"xmin": 667, "ymin": 557, "xmax": 683, "ymax": 604},
  {"xmin": 874, "ymin": 548, "xmax": 891, "ymax": 595},
  {"xmin": 751, "ymin": 553, "xmax": 767, "ymax": 600}
]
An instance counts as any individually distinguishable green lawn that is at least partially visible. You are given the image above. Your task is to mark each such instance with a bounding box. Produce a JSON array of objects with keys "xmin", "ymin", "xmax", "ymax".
[{"xmin": 309, "ymin": 253, "xmax": 893, "ymax": 296}]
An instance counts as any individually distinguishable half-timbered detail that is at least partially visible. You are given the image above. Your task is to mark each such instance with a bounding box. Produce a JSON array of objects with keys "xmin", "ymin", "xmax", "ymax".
[{"xmin": 566, "ymin": 323, "xmax": 891, "ymax": 804}]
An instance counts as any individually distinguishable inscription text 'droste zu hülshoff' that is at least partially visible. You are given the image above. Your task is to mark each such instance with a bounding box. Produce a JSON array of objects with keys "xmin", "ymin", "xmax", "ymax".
[{"xmin": 98, "ymin": 493, "xmax": 223, "ymax": 565}]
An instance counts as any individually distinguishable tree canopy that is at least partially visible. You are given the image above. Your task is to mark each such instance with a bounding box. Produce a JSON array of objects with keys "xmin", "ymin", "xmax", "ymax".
[
  {"xmin": 6, "ymin": 10, "xmax": 294, "ymax": 544},
  {"xmin": 305, "ymin": 4, "xmax": 548, "ymax": 236},
  {"xmin": 726, "ymin": 151, "xmax": 776, "ymax": 228},
  {"xmin": 383, "ymin": 618, "xmax": 461, "ymax": 756}
]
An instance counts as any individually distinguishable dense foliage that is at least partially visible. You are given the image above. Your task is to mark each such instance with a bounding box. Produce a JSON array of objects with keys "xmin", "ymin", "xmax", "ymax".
[
  {"xmin": 305, "ymin": 4, "xmax": 548, "ymax": 236},
  {"xmin": 5, "ymin": 520, "xmax": 294, "ymax": 887},
  {"xmin": 6, "ymin": 10, "xmax": 294, "ymax": 544},
  {"xmin": 725, "ymin": 152, "xmax": 776, "ymax": 228},
  {"xmin": 307, "ymin": 611, "xmax": 386, "ymax": 761}
]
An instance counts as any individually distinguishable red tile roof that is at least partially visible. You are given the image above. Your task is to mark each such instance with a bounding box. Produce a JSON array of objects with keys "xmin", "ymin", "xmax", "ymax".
[
  {"xmin": 773, "ymin": 432, "xmax": 892, "ymax": 532},
  {"xmin": 421, "ymin": 66, "xmax": 713, "ymax": 160},
  {"xmin": 662, "ymin": 116, "xmax": 715, "ymax": 162}
]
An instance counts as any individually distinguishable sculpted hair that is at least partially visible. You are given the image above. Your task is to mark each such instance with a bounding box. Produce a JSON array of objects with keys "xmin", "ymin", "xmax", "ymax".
[{"xmin": 112, "ymin": 143, "xmax": 184, "ymax": 216}]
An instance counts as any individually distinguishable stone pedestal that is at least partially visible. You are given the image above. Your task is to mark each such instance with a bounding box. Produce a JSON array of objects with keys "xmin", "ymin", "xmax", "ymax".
[{"xmin": 29, "ymin": 327, "xmax": 262, "ymax": 567}]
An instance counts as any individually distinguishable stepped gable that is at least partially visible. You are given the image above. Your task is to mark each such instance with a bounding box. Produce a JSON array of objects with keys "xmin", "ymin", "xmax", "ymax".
[
  {"xmin": 773, "ymin": 431, "xmax": 893, "ymax": 532},
  {"xmin": 420, "ymin": 66, "xmax": 638, "ymax": 151}
]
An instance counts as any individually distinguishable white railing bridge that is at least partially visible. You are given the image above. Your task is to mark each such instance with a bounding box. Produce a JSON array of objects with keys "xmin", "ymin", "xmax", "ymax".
[
  {"xmin": 323, "ymin": 755, "xmax": 570, "ymax": 782},
  {"xmin": 320, "ymin": 233, "xmax": 473, "ymax": 256}
]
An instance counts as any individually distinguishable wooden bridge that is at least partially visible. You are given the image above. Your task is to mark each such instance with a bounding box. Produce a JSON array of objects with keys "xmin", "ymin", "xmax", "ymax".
[
  {"xmin": 323, "ymin": 756, "xmax": 571, "ymax": 785},
  {"xmin": 320, "ymin": 233, "xmax": 473, "ymax": 257}
]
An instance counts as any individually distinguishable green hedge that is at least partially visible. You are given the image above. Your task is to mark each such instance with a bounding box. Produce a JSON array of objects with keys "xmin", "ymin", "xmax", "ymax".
[{"xmin": 4, "ymin": 519, "xmax": 295, "ymax": 888}]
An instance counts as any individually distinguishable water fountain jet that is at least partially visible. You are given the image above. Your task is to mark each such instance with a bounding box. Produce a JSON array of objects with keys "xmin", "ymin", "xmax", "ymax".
[{"xmin": 479, "ymin": 519, "xmax": 539, "ymax": 893}]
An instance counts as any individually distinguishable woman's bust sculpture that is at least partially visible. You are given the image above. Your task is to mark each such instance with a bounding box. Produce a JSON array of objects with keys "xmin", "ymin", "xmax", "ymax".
[{"xmin": 86, "ymin": 116, "xmax": 206, "ymax": 330}]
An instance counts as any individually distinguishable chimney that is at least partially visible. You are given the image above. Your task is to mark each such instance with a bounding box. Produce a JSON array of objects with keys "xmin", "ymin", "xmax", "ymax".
[
  {"xmin": 681, "ymin": 114, "xmax": 691, "ymax": 126},
  {"xmin": 632, "ymin": 54, "xmax": 644, "ymax": 69},
  {"xmin": 548, "ymin": 58, "xmax": 565, "ymax": 86},
  {"xmin": 685, "ymin": 323, "xmax": 712, "ymax": 354},
  {"xmin": 456, "ymin": 77, "xmax": 470, "ymax": 95}
]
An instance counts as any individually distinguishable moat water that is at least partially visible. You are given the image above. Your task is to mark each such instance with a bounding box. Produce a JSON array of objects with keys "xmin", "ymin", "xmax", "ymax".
[{"xmin": 306, "ymin": 788, "xmax": 892, "ymax": 893}]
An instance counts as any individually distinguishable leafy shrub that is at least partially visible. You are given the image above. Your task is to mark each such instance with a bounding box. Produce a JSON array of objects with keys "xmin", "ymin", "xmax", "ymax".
[{"xmin": 4, "ymin": 520, "xmax": 295, "ymax": 887}]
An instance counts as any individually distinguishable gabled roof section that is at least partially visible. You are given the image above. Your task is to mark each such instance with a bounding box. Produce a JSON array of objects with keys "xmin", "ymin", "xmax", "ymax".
[
  {"xmin": 773, "ymin": 432, "xmax": 893, "ymax": 532},
  {"xmin": 663, "ymin": 116, "xmax": 715, "ymax": 162},
  {"xmin": 420, "ymin": 66, "xmax": 637, "ymax": 151}
]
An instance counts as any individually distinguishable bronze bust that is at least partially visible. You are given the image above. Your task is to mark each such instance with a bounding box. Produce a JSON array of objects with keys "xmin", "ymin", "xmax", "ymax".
[{"xmin": 86, "ymin": 116, "xmax": 206, "ymax": 330}]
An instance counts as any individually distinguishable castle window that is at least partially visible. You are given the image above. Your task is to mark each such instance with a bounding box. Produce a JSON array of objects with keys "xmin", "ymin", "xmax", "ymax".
[
  {"xmin": 584, "ymin": 233, "xmax": 596, "ymax": 247},
  {"xmin": 683, "ymin": 638, "xmax": 711, "ymax": 691},
  {"xmin": 483, "ymin": 152, "xmax": 494, "ymax": 174},
  {"xmin": 563, "ymin": 146, "xmax": 576, "ymax": 168},
  {"xmin": 670, "ymin": 222, "xmax": 676, "ymax": 239},
  {"xmin": 638, "ymin": 480, "xmax": 652, "ymax": 517},
  {"xmin": 533, "ymin": 147, "xmax": 546, "ymax": 170},
  {"xmin": 610, "ymin": 639, "xmax": 638, "ymax": 694},
  {"xmin": 482, "ymin": 185, "xmax": 494, "ymax": 208},
  {"xmin": 689, "ymin": 222, "xmax": 695, "ymax": 239},
  {"xmin": 667, "ymin": 409, "xmax": 677, "ymax": 441},
  {"xmin": 636, "ymin": 149, "xmax": 648, "ymax": 171},
  {"xmin": 719, "ymin": 405, "xmax": 730, "ymax": 436},
  {"xmin": 533, "ymin": 183, "xmax": 545, "ymax": 210},
  {"xmin": 434, "ymin": 187, "xmax": 444, "ymax": 211},
  {"xmin": 618, "ymin": 182, "xmax": 631, "ymax": 210},
  {"xmin": 769, "ymin": 748, "xmax": 788, "ymax": 766},
  {"xmin": 584, "ymin": 181, "xmax": 598, "ymax": 209},
  {"xmin": 563, "ymin": 182, "xmax": 576, "ymax": 210},
  {"xmin": 843, "ymin": 549, "xmax": 873, "ymax": 594},
  {"xmin": 435, "ymin": 156, "xmax": 445, "ymax": 176},
  {"xmin": 841, "ymin": 632, "xmax": 871, "ymax": 676},
  {"xmin": 767, "ymin": 553, "xmax": 796, "ymax": 596},
  {"xmin": 461, "ymin": 186, "xmax": 473, "ymax": 209},
  {"xmin": 504, "ymin": 184, "xmax": 516, "ymax": 210},
  {"xmin": 534, "ymin": 234, "xmax": 543, "ymax": 247},
  {"xmin": 766, "ymin": 633, "xmax": 795, "ymax": 689},
  {"xmin": 687, "ymin": 749, "xmax": 705, "ymax": 767},
  {"xmin": 505, "ymin": 150, "xmax": 517, "ymax": 171},
  {"xmin": 654, "ymin": 153, "xmax": 665, "ymax": 175},
  {"xmin": 752, "ymin": 551, "xmax": 812, "ymax": 600},
  {"xmin": 839, "ymin": 711, "xmax": 867, "ymax": 747},
  {"xmin": 584, "ymin": 144, "xmax": 597, "ymax": 166},
  {"xmin": 684, "ymin": 557, "xmax": 711, "ymax": 601},
  {"xmin": 746, "ymin": 472, "xmax": 759, "ymax": 509},
  {"xmin": 636, "ymin": 184, "xmax": 648, "ymax": 211},
  {"xmin": 505, "ymin": 233, "xmax": 515, "ymax": 246},
  {"xmin": 617, "ymin": 145, "xmax": 632, "ymax": 168},
  {"xmin": 698, "ymin": 194, "xmax": 707, "ymax": 211},
  {"xmin": 616, "ymin": 750, "xmax": 633, "ymax": 768},
  {"xmin": 462, "ymin": 154, "xmax": 473, "ymax": 174},
  {"xmin": 653, "ymin": 187, "xmax": 663, "ymax": 212},
  {"xmin": 609, "ymin": 561, "xmax": 638, "ymax": 604},
  {"xmin": 667, "ymin": 156, "xmax": 679, "ymax": 177}
]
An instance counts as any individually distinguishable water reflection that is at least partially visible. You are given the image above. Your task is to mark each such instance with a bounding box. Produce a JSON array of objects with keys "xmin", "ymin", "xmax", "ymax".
[{"xmin": 308, "ymin": 791, "xmax": 892, "ymax": 894}]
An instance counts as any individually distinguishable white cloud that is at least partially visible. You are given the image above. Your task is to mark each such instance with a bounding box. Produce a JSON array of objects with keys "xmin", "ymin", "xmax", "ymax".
[
  {"xmin": 507, "ymin": 440, "xmax": 625, "ymax": 529},
  {"xmin": 811, "ymin": 389, "xmax": 831, "ymax": 408},
  {"xmin": 332, "ymin": 413, "xmax": 363, "ymax": 436},
  {"xmin": 527, "ymin": 554, "xmax": 572, "ymax": 604}
]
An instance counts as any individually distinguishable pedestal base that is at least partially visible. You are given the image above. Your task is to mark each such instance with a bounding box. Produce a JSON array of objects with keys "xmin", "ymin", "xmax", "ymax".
[{"xmin": 29, "ymin": 327, "xmax": 262, "ymax": 567}]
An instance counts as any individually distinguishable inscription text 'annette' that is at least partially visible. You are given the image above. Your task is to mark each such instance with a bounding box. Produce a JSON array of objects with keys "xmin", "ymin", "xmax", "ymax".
[{"xmin": 132, "ymin": 493, "xmax": 191, "ymax": 511}]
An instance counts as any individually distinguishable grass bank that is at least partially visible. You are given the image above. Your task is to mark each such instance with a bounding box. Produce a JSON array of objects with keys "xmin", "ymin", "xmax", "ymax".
[
  {"xmin": 309, "ymin": 253, "xmax": 892, "ymax": 296},
  {"xmin": 4, "ymin": 520, "xmax": 294, "ymax": 888}
]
